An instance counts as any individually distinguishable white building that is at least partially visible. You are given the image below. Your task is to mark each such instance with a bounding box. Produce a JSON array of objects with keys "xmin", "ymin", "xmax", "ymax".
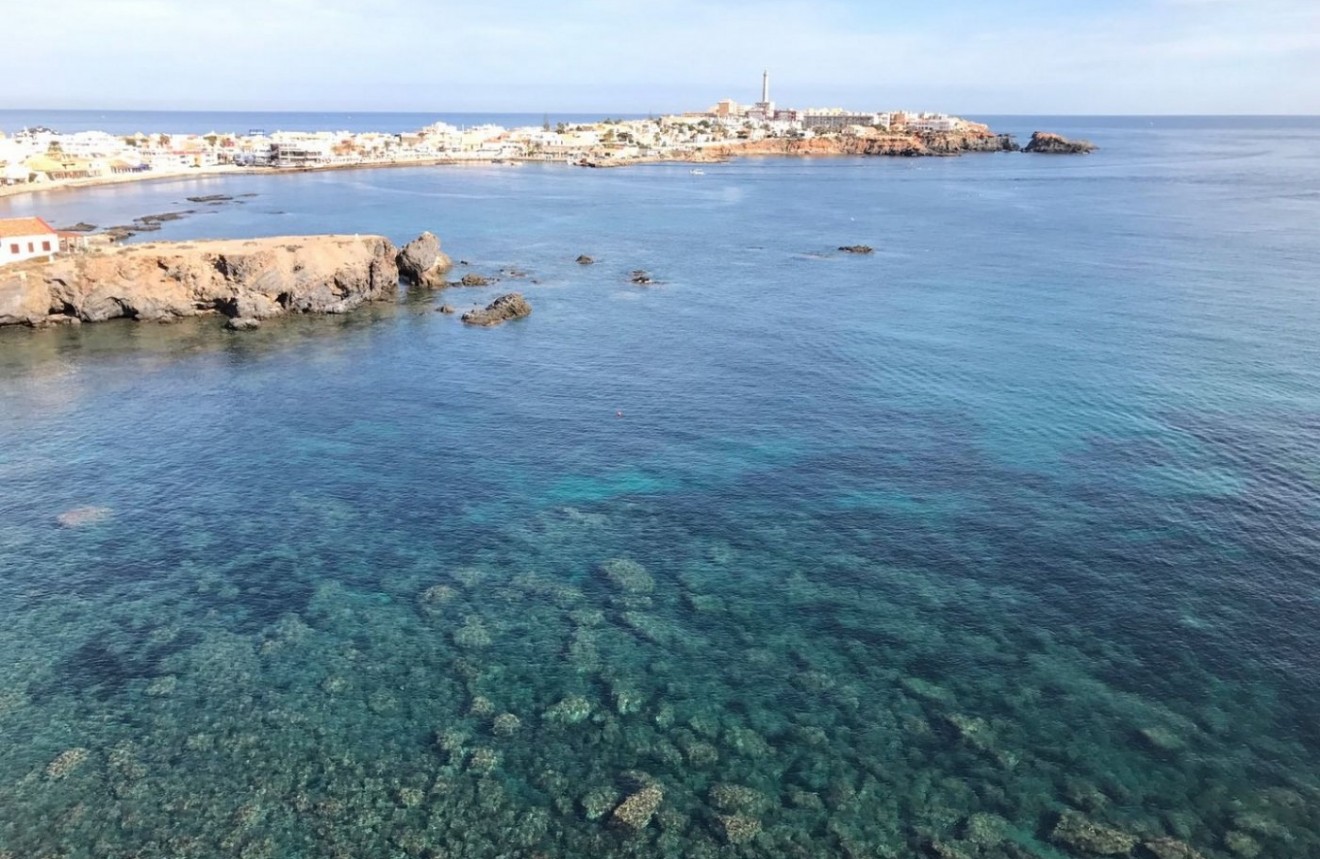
[{"xmin": 0, "ymin": 217, "xmax": 59, "ymax": 266}]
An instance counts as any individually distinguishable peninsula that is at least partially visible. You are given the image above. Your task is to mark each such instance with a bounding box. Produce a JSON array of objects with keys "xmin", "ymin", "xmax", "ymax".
[{"xmin": 0, "ymin": 74, "xmax": 1094, "ymax": 199}]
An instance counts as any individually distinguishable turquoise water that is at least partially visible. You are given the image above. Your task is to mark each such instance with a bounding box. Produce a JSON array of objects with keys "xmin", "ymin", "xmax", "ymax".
[{"xmin": 2, "ymin": 118, "xmax": 1320, "ymax": 858}]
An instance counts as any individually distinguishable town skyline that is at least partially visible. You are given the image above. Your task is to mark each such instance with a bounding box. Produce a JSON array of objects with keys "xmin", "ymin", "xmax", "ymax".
[{"xmin": 3, "ymin": 0, "xmax": 1318, "ymax": 115}]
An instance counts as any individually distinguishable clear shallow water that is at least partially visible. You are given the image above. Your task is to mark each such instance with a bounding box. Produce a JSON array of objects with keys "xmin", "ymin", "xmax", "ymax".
[{"xmin": 1, "ymin": 119, "xmax": 1320, "ymax": 858}]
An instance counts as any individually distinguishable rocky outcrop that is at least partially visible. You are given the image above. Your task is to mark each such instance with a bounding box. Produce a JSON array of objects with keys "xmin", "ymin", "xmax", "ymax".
[
  {"xmin": 839, "ymin": 245, "xmax": 874, "ymax": 254},
  {"xmin": 396, "ymin": 231, "xmax": 453, "ymax": 288},
  {"xmin": 460, "ymin": 293, "xmax": 531, "ymax": 327},
  {"xmin": 1024, "ymin": 132, "xmax": 1097, "ymax": 154},
  {"xmin": 0, "ymin": 234, "xmax": 400, "ymax": 327},
  {"xmin": 713, "ymin": 129, "xmax": 1021, "ymax": 160}
]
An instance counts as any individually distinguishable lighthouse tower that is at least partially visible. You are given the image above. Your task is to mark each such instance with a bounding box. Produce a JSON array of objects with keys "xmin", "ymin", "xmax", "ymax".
[{"xmin": 754, "ymin": 69, "xmax": 775, "ymax": 119}]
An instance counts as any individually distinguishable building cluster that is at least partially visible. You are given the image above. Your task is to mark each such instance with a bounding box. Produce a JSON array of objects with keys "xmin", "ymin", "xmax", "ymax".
[
  {"xmin": 704, "ymin": 70, "xmax": 970, "ymax": 136},
  {"xmin": 0, "ymin": 72, "xmax": 980, "ymax": 197}
]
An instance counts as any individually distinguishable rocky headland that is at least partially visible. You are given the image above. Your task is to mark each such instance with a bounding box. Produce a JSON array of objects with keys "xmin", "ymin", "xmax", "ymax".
[{"xmin": 0, "ymin": 234, "xmax": 404, "ymax": 328}]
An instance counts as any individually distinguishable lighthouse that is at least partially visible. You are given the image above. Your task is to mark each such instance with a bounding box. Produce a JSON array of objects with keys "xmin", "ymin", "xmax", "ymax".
[{"xmin": 755, "ymin": 69, "xmax": 775, "ymax": 120}]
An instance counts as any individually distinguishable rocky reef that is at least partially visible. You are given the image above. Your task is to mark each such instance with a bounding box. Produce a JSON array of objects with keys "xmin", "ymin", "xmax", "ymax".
[
  {"xmin": 1024, "ymin": 132, "xmax": 1097, "ymax": 154},
  {"xmin": 460, "ymin": 293, "xmax": 532, "ymax": 327},
  {"xmin": 0, "ymin": 234, "xmax": 402, "ymax": 328}
]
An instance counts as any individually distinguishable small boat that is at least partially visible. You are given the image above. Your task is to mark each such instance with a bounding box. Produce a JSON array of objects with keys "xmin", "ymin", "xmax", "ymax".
[{"xmin": 690, "ymin": 168, "xmax": 705, "ymax": 176}]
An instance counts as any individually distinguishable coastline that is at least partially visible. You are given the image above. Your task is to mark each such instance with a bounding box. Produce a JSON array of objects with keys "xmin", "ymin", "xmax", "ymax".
[
  {"xmin": 0, "ymin": 130, "xmax": 1092, "ymax": 203},
  {"xmin": 0, "ymin": 157, "xmax": 530, "ymax": 202}
]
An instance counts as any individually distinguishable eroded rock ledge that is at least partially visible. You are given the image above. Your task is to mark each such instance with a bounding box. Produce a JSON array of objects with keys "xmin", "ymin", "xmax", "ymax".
[{"xmin": 0, "ymin": 234, "xmax": 402, "ymax": 328}]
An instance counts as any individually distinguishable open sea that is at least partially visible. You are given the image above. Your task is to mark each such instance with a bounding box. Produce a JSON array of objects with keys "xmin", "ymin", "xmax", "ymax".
[{"xmin": 1, "ymin": 116, "xmax": 1319, "ymax": 858}]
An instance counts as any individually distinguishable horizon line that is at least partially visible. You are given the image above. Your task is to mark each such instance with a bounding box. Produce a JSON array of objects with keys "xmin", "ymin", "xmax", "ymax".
[{"xmin": 2, "ymin": 107, "xmax": 1319, "ymax": 119}]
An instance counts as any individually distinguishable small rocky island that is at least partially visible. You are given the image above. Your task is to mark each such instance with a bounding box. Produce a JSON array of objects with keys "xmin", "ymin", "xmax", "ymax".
[
  {"xmin": 0, "ymin": 231, "xmax": 501, "ymax": 329},
  {"xmin": 1023, "ymin": 131, "xmax": 1097, "ymax": 154}
]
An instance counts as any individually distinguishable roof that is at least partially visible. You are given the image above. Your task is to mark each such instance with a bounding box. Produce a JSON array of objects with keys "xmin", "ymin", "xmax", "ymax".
[{"xmin": 0, "ymin": 217, "xmax": 58, "ymax": 238}]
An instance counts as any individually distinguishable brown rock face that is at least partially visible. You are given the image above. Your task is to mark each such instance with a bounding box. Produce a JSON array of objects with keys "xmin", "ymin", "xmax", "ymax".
[
  {"xmin": 1024, "ymin": 131, "xmax": 1097, "ymax": 154},
  {"xmin": 0, "ymin": 235, "xmax": 401, "ymax": 327},
  {"xmin": 461, "ymin": 293, "xmax": 531, "ymax": 327},
  {"xmin": 397, "ymin": 231, "xmax": 453, "ymax": 288}
]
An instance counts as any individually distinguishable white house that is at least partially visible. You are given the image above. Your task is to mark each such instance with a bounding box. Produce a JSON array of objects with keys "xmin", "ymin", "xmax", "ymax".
[{"xmin": 0, "ymin": 217, "xmax": 59, "ymax": 266}]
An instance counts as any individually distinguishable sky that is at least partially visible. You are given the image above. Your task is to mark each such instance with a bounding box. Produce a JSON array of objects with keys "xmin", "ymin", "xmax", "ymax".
[{"xmin": 4, "ymin": 0, "xmax": 1317, "ymax": 114}]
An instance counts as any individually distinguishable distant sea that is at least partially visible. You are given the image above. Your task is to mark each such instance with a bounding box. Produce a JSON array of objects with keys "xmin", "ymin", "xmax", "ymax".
[
  {"xmin": 2, "ymin": 116, "xmax": 1320, "ymax": 858},
  {"xmin": 0, "ymin": 109, "xmax": 649, "ymax": 135}
]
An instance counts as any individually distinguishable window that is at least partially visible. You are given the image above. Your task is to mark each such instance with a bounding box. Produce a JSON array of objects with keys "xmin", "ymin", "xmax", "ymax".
[
  {"xmin": 8, "ymin": 244, "xmax": 17, "ymax": 255},
  {"xmin": 42, "ymin": 241, "xmax": 51, "ymax": 252},
  {"xmin": 27, "ymin": 242, "xmax": 34, "ymax": 252}
]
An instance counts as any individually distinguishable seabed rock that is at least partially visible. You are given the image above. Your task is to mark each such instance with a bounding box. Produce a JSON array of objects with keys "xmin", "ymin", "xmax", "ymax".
[
  {"xmin": 45, "ymin": 748, "xmax": 90, "ymax": 780},
  {"xmin": 56, "ymin": 506, "xmax": 113, "ymax": 528},
  {"xmin": 717, "ymin": 814, "xmax": 762, "ymax": 845},
  {"xmin": 1143, "ymin": 836, "xmax": 1207, "ymax": 859},
  {"xmin": 545, "ymin": 696, "xmax": 593, "ymax": 725},
  {"xmin": 581, "ymin": 786, "xmax": 619, "ymax": 821},
  {"xmin": 1050, "ymin": 810, "xmax": 1138, "ymax": 856},
  {"xmin": 492, "ymin": 713, "xmax": 522, "ymax": 737},
  {"xmin": 612, "ymin": 784, "xmax": 663, "ymax": 830},
  {"xmin": 598, "ymin": 557, "xmax": 655, "ymax": 594},
  {"xmin": 1223, "ymin": 831, "xmax": 1262, "ymax": 858}
]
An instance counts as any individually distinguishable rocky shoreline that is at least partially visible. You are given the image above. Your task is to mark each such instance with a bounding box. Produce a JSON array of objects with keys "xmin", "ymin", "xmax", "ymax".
[
  {"xmin": 0, "ymin": 231, "xmax": 540, "ymax": 330},
  {"xmin": 704, "ymin": 129, "xmax": 1093, "ymax": 161}
]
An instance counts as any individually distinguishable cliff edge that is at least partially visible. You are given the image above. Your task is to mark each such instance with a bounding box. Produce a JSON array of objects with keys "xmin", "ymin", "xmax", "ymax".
[{"xmin": 0, "ymin": 234, "xmax": 401, "ymax": 327}]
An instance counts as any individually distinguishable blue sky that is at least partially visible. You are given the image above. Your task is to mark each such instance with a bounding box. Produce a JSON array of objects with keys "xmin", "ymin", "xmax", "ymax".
[{"xmin": 5, "ymin": 0, "xmax": 1317, "ymax": 113}]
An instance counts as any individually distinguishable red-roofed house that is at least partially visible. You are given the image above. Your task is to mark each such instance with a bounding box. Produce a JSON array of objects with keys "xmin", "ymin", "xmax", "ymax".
[{"xmin": 0, "ymin": 217, "xmax": 59, "ymax": 266}]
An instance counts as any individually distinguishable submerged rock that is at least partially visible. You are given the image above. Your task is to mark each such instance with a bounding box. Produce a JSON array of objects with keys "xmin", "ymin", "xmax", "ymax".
[
  {"xmin": 1144, "ymin": 837, "xmax": 1207, "ymax": 859},
  {"xmin": 45, "ymin": 748, "xmax": 90, "ymax": 780},
  {"xmin": 708, "ymin": 784, "xmax": 769, "ymax": 814},
  {"xmin": 838, "ymin": 244, "xmax": 874, "ymax": 254},
  {"xmin": 56, "ymin": 506, "xmax": 113, "ymax": 528},
  {"xmin": 576, "ymin": 254, "xmax": 595, "ymax": 265},
  {"xmin": 459, "ymin": 273, "xmax": 492, "ymax": 287},
  {"xmin": 224, "ymin": 317, "xmax": 262, "ymax": 331},
  {"xmin": 1050, "ymin": 811, "xmax": 1138, "ymax": 856},
  {"xmin": 492, "ymin": 713, "xmax": 522, "ymax": 737},
  {"xmin": 717, "ymin": 814, "xmax": 761, "ymax": 845},
  {"xmin": 598, "ymin": 557, "xmax": 655, "ymax": 594},
  {"xmin": 582, "ymin": 786, "xmax": 619, "ymax": 820},
  {"xmin": 437, "ymin": 303, "xmax": 456, "ymax": 314},
  {"xmin": 629, "ymin": 270, "xmax": 655, "ymax": 285},
  {"xmin": 460, "ymin": 293, "xmax": 532, "ymax": 327},
  {"xmin": 612, "ymin": 784, "xmax": 663, "ymax": 830},
  {"xmin": 545, "ymin": 696, "xmax": 593, "ymax": 725},
  {"xmin": 1223, "ymin": 831, "xmax": 1261, "ymax": 858}
]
